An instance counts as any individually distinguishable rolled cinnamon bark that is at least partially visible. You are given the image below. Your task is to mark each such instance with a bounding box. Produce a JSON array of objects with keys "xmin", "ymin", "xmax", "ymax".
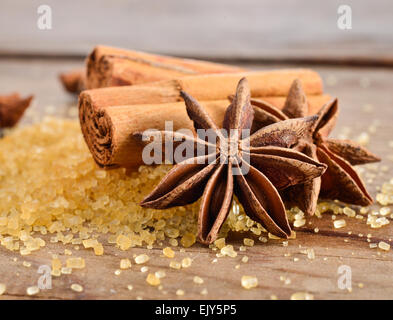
[
  {"xmin": 80, "ymin": 95, "xmax": 331, "ymax": 169},
  {"xmin": 86, "ymin": 46, "xmax": 245, "ymax": 89},
  {"xmin": 80, "ymin": 68, "xmax": 327, "ymax": 169},
  {"xmin": 80, "ymin": 68, "xmax": 324, "ymax": 111}
]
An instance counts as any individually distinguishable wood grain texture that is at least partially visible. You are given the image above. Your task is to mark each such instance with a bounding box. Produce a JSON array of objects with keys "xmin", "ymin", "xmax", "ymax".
[
  {"xmin": 0, "ymin": 0, "xmax": 392, "ymax": 64},
  {"xmin": 0, "ymin": 59, "xmax": 392, "ymax": 300}
]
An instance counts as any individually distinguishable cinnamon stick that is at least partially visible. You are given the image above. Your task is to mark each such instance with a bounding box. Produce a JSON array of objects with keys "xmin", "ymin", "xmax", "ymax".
[
  {"xmin": 80, "ymin": 68, "xmax": 323, "ymax": 112},
  {"xmin": 86, "ymin": 45, "xmax": 245, "ymax": 89},
  {"xmin": 80, "ymin": 96, "xmax": 331, "ymax": 169},
  {"xmin": 79, "ymin": 68, "xmax": 328, "ymax": 169}
]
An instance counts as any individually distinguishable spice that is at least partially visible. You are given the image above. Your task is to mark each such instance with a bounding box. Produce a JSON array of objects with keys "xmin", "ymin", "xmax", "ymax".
[
  {"xmin": 0, "ymin": 118, "xmax": 298, "ymax": 257},
  {"xmin": 59, "ymin": 69, "xmax": 85, "ymax": 94},
  {"xmin": 80, "ymin": 66, "xmax": 325, "ymax": 169},
  {"xmin": 86, "ymin": 45, "xmax": 244, "ymax": 89},
  {"xmin": 251, "ymin": 79, "xmax": 379, "ymax": 214},
  {"xmin": 137, "ymin": 78, "xmax": 326, "ymax": 244},
  {"xmin": 0, "ymin": 93, "xmax": 33, "ymax": 128}
]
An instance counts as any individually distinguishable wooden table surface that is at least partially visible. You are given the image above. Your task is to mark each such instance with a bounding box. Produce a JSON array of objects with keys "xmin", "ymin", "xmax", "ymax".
[
  {"xmin": 0, "ymin": 0, "xmax": 392, "ymax": 300},
  {"xmin": 0, "ymin": 58, "xmax": 392, "ymax": 300}
]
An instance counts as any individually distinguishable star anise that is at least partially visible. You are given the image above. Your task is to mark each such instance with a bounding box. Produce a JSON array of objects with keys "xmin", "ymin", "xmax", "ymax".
[
  {"xmin": 250, "ymin": 79, "xmax": 380, "ymax": 215},
  {"xmin": 135, "ymin": 78, "xmax": 327, "ymax": 244},
  {"xmin": 0, "ymin": 93, "xmax": 33, "ymax": 128}
]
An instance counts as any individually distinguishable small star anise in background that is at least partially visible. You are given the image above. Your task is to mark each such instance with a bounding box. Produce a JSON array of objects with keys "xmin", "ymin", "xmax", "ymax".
[
  {"xmin": 134, "ymin": 78, "xmax": 326, "ymax": 244},
  {"xmin": 250, "ymin": 79, "xmax": 380, "ymax": 215},
  {"xmin": 0, "ymin": 93, "xmax": 34, "ymax": 128}
]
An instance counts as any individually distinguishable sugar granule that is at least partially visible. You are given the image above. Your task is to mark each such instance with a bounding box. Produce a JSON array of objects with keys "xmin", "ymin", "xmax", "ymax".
[
  {"xmin": 214, "ymin": 238, "xmax": 226, "ymax": 249},
  {"xmin": 140, "ymin": 266, "xmax": 148, "ymax": 273},
  {"xmin": 61, "ymin": 267, "xmax": 72, "ymax": 274},
  {"xmin": 193, "ymin": 276, "xmax": 204, "ymax": 284},
  {"xmin": 155, "ymin": 270, "xmax": 166, "ymax": 279},
  {"xmin": 221, "ymin": 245, "xmax": 237, "ymax": 258},
  {"xmin": 52, "ymin": 258, "xmax": 61, "ymax": 271},
  {"xmin": 378, "ymin": 241, "xmax": 390, "ymax": 251},
  {"xmin": 66, "ymin": 257, "xmax": 85, "ymax": 269},
  {"xmin": 181, "ymin": 257, "xmax": 192, "ymax": 268},
  {"xmin": 146, "ymin": 273, "xmax": 160, "ymax": 286},
  {"xmin": 176, "ymin": 289, "xmax": 185, "ymax": 296},
  {"xmin": 243, "ymin": 238, "xmax": 254, "ymax": 247},
  {"xmin": 180, "ymin": 233, "xmax": 196, "ymax": 248},
  {"xmin": 241, "ymin": 276, "xmax": 258, "ymax": 289},
  {"xmin": 0, "ymin": 283, "xmax": 6, "ymax": 295},
  {"xmin": 70, "ymin": 283, "xmax": 83, "ymax": 292},
  {"xmin": 334, "ymin": 219, "xmax": 346, "ymax": 229},
  {"xmin": 163, "ymin": 247, "xmax": 175, "ymax": 258},
  {"xmin": 26, "ymin": 286, "xmax": 40, "ymax": 296},
  {"xmin": 120, "ymin": 258, "xmax": 132, "ymax": 270},
  {"xmin": 134, "ymin": 254, "xmax": 149, "ymax": 264},
  {"xmin": 169, "ymin": 261, "xmax": 181, "ymax": 269},
  {"xmin": 290, "ymin": 292, "xmax": 314, "ymax": 300}
]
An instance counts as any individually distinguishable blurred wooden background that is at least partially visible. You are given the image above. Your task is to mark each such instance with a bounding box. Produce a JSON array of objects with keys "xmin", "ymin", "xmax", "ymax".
[{"xmin": 0, "ymin": 0, "xmax": 392, "ymax": 64}]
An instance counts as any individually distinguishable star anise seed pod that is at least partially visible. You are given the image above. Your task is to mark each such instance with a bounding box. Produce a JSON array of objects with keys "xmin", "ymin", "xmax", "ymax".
[
  {"xmin": 135, "ymin": 78, "xmax": 326, "ymax": 244},
  {"xmin": 0, "ymin": 93, "xmax": 34, "ymax": 128},
  {"xmin": 250, "ymin": 79, "xmax": 380, "ymax": 215}
]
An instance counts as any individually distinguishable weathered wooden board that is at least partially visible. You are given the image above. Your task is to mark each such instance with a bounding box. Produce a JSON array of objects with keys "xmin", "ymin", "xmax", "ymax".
[
  {"xmin": 0, "ymin": 0, "xmax": 392, "ymax": 64},
  {"xmin": 0, "ymin": 59, "xmax": 392, "ymax": 300}
]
